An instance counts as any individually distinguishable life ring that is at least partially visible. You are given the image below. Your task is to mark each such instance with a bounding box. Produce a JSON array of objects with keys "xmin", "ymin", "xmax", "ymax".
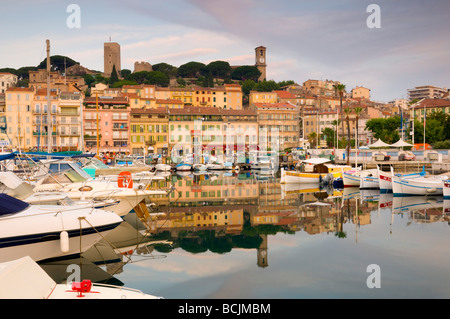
[{"xmin": 118, "ymin": 171, "xmax": 133, "ymax": 188}]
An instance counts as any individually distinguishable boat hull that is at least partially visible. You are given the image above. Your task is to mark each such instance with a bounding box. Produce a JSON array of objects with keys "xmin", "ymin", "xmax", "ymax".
[
  {"xmin": 282, "ymin": 170, "xmax": 342, "ymax": 184},
  {"xmin": 444, "ymin": 180, "xmax": 450, "ymax": 199},
  {"xmin": 0, "ymin": 206, "xmax": 122, "ymax": 263},
  {"xmin": 392, "ymin": 176, "xmax": 445, "ymax": 197},
  {"xmin": 360, "ymin": 176, "xmax": 379, "ymax": 189},
  {"xmin": 377, "ymin": 169, "xmax": 393, "ymax": 193},
  {"xmin": 343, "ymin": 172, "xmax": 360, "ymax": 187}
]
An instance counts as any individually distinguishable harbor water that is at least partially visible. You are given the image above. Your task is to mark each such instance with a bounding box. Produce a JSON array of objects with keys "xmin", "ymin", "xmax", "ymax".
[{"xmin": 31, "ymin": 171, "xmax": 450, "ymax": 298}]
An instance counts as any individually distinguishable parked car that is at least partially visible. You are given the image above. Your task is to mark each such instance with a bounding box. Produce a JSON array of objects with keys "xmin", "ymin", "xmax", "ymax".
[{"xmin": 398, "ymin": 151, "xmax": 415, "ymax": 161}]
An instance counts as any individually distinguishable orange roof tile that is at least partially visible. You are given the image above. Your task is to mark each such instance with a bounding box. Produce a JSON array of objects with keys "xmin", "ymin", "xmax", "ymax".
[{"xmin": 273, "ymin": 90, "xmax": 296, "ymax": 99}]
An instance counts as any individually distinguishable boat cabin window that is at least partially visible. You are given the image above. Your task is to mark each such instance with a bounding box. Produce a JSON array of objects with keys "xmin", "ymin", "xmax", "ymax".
[
  {"xmin": 313, "ymin": 164, "xmax": 329, "ymax": 174},
  {"xmin": 49, "ymin": 163, "xmax": 73, "ymax": 173},
  {"xmin": 65, "ymin": 171, "xmax": 87, "ymax": 183}
]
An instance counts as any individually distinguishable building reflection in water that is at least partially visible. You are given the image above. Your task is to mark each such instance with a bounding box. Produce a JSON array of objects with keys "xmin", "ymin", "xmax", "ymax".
[{"xmin": 39, "ymin": 172, "xmax": 450, "ymax": 284}]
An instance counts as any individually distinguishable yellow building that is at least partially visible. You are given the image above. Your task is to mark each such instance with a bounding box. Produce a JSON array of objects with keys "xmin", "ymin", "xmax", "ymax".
[
  {"xmin": 410, "ymin": 98, "xmax": 450, "ymax": 122},
  {"xmin": 32, "ymin": 89, "xmax": 60, "ymax": 151},
  {"xmin": 129, "ymin": 107, "xmax": 169, "ymax": 156},
  {"xmin": 249, "ymin": 90, "xmax": 278, "ymax": 105},
  {"xmin": 254, "ymin": 102, "xmax": 300, "ymax": 150},
  {"xmin": 351, "ymin": 86, "xmax": 371, "ymax": 100},
  {"xmin": 5, "ymin": 87, "xmax": 35, "ymax": 150}
]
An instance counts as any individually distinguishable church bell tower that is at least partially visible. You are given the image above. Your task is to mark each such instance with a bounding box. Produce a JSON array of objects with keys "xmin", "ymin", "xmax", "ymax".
[{"xmin": 255, "ymin": 46, "xmax": 267, "ymax": 82}]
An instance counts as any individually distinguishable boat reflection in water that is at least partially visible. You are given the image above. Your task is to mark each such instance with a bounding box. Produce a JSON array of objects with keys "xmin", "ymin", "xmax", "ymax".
[{"xmin": 4, "ymin": 170, "xmax": 450, "ymax": 298}]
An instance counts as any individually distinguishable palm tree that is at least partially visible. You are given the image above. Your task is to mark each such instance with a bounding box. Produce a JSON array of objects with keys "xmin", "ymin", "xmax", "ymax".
[
  {"xmin": 331, "ymin": 119, "xmax": 341, "ymax": 148},
  {"xmin": 344, "ymin": 107, "xmax": 352, "ymax": 165},
  {"xmin": 333, "ymin": 83, "xmax": 346, "ymax": 143},
  {"xmin": 353, "ymin": 107, "xmax": 363, "ymax": 148}
]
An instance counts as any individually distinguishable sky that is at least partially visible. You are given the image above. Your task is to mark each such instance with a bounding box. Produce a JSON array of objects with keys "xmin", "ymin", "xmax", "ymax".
[{"xmin": 0, "ymin": 0, "xmax": 449, "ymax": 103}]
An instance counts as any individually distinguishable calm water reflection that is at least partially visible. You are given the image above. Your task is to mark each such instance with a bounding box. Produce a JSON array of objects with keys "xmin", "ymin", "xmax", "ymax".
[{"xmin": 39, "ymin": 171, "xmax": 450, "ymax": 299}]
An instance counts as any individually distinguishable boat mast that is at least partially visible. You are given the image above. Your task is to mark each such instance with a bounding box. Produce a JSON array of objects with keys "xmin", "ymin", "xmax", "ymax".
[
  {"xmin": 46, "ymin": 39, "xmax": 52, "ymax": 154},
  {"xmin": 96, "ymin": 92, "xmax": 99, "ymax": 157}
]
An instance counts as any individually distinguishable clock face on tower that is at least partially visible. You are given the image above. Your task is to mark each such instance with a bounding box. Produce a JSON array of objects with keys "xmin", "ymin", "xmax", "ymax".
[{"xmin": 259, "ymin": 57, "xmax": 265, "ymax": 63}]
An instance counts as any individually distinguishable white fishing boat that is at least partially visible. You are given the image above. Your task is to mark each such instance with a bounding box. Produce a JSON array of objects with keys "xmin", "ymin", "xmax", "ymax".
[
  {"xmin": 392, "ymin": 195, "xmax": 444, "ymax": 215},
  {"xmin": 280, "ymin": 158, "xmax": 351, "ymax": 184},
  {"xmin": 155, "ymin": 163, "xmax": 171, "ymax": 171},
  {"xmin": 342, "ymin": 169, "xmax": 361, "ymax": 187},
  {"xmin": 175, "ymin": 162, "xmax": 192, "ymax": 171},
  {"xmin": 0, "ymin": 194, "xmax": 122, "ymax": 263},
  {"xmin": 250, "ymin": 152, "xmax": 274, "ymax": 171},
  {"xmin": 206, "ymin": 157, "xmax": 226, "ymax": 170},
  {"xmin": 391, "ymin": 167, "xmax": 448, "ymax": 197},
  {"xmin": 360, "ymin": 169, "xmax": 379, "ymax": 190},
  {"xmin": 192, "ymin": 163, "xmax": 207, "ymax": 171},
  {"xmin": 377, "ymin": 166, "xmax": 393, "ymax": 193},
  {"xmin": 443, "ymin": 180, "xmax": 450, "ymax": 200},
  {"xmin": 377, "ymin": 166, "xmax": 427, "ymax": 194},
  {"xmin": 0, "ymin": 256, "xmax": 162, "ymax": 299}
]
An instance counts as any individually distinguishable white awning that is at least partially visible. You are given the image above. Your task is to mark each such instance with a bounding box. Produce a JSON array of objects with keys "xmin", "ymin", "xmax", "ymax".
[
  {"xmin": 391, "ymin": 139, "xmax": 413, "ymax": 147},
  {"xmin": 368, "ymin": 139, "xmax": 391, "ymax": 148},
  {"xmin": 301, "ymin": 158, "xmax": 331, "ymax": 165}
]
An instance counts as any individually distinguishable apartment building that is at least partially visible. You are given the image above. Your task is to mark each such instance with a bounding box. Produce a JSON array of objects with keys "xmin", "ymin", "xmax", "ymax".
[
  {"xmin": 4, "ymin": 87, "xmax": 34, "ymax": 150},
  {"xmin": 83, "ymin": 96, "xmax": 130, "ymax": 153},
  {"xmin": 0, "ymin": 73, "xmax": 18, "ymax": 93},
  {"xmin": 32, "ymin": 89, "xmax": 59, "ymax": 151},
  {"xmin": 351, "ymin": 86, "xmax": 371, "ymax": 100},
  {"xmin": 168, "ymin": 106, "xmax": 258, "ymax": 161},
  {"xmin": 303, "ymin": 79, "xmax": 340, "ymax": 97},
  {"xmin": 254, "ymin": 102, "xmax": 299, "ymax": 150},
  {"xmin": 407, "ymin": 85, "xmax": 448, "ymax": 101},
  {"xmin": 409, "ymin": 98, "xmax": 450, "ymax": 122},
  {"xmin": 59, "ymin": 91, "xmax": 83, "ymax": 151},
  {"xmin": 129, "ymin": 107, "xmax": 169, "ymax": 156}
]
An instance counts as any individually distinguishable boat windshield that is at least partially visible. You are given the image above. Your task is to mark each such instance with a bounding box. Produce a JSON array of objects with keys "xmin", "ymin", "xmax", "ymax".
[{"xmin": 0, "ymin": 194, "xmax": 30, "ymax": 217}]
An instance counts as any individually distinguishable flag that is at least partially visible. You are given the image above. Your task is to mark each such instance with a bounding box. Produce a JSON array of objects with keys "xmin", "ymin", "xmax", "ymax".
[{"xmin": 400, "ymin": 108, "xmax": 403, "ymax": 130}]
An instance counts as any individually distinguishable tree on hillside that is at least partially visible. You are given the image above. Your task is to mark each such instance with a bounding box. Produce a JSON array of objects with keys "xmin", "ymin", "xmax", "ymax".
[
  {"xmin": 110, "ymin": 65, "xmax": 119, "ymax": 84},
  {"xmin": 206, "ymin": 61, "xmax": 232, "ymax": 79},
  {"xmin": 37, "ymin": 55, "xmax": 78, "ymax": 72},
  {"xmin": 127, "ymin": 71, "xmax": 170, "ymax": 87},
  {"xmin": 120, "ymin": 69, "xmax": 132, "ymax": 79},
  {"xmin": 231, "ymin": 66, "xmax": 261, "ymax": 82},
  {"xmin": 254, "ymin": 80, "xmax": 280, "ymax": 92},
  {"xmin": 152, "ymin": 63, "xmax": 178, "ymax": 78},
  {"xmin": 177, "ymin": 61, "xmax": 207, "ymax": 78},
  {"xmin": 240, "ymin": 79, "xmax": 256, "ymax": 95}
]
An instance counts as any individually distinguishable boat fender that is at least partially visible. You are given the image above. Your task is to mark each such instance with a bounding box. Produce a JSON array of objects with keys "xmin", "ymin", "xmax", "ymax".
[
  {"xmin": 60, "ymin": 231, "xmax": 69, "ymax": 253},
  {"xmin": 426, "ymin": 188, "xmax": 437, "ymax": 193}
]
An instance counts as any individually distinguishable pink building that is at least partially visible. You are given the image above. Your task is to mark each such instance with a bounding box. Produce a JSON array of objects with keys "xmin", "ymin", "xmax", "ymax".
[{"xmin": 83, "ymin": 96, "xmax": 130, "ymax": 154}]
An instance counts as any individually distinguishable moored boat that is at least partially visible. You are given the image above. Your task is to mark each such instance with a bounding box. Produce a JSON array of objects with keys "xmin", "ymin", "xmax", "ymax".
[
  {"xmin": 175, "ymin": 162, "xmax": 192, "ymax": 171},
  {"xmin": 443, "ymin": 180, "xmax": 450, "ymax": 199},
  {"xmin": 0, "ymin": 194, "xmax": 122, "ymax": 263},
  {"xmin": 0, "ymin": 256, "xmax": 162, "ymax": 299},
  {"xmin": 391, "ymin": 167, "xmax": 448, "ymax": 197},
  {"xmin": 342, "ymin": 169, "xmax": 361, "ymax": 187},
  {"xmin": 280, "ymin": 158, "xmax": 351, "ymax": 184},
  {"xmin": 360, "ymin": 169, "xmax": 379, "ymax": 190}
]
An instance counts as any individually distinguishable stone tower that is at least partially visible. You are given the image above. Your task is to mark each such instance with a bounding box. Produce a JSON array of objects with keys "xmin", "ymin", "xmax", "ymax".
[
  {"xmin": 255, "ymin": 46, "xmax": 267, "ymax": 82},
  {"xmin": 104, "ymin": 42, "xmax": 121, "ymax": 77}
]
